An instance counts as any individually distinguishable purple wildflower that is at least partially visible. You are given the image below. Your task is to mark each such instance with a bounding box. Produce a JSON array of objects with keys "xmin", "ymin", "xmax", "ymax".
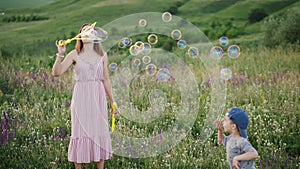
[
  {"xmin": 65, "ymin": 101, "xmax": 71, "ymax": 108},
  {"xmin": 25, "ymin": 122, "xmax": 29, "ymax": 130},
  {"xmin": 153, "ymin": 131, "xmax": 156, "ymax": 143},
  {"xmin": 159, "ymin": 128, "xmax": 163, "ymax": 144},
  {"xmin": 127, "ymin": 144, "xmax": 131, "ymax": 157},
  {"xmin": 285, "ymin": 156, "xmax": 290, "ymax": 167},
  {"xmin": 133, "ymin": 147, "xmax": 137, "ymax": 158},
  {"xmin": 260, "ymin": 159, "xmax": 264, "ymax": 169}
]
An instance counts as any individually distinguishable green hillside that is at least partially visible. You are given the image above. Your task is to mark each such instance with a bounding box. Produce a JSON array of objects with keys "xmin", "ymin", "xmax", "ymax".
[
  {"xmin": 0, "ymin": 0, "xmax": 299, "ymax": 56},
  {"xmin": 0, "ymin": 0, "xmax": 57, "ymax": 10}
]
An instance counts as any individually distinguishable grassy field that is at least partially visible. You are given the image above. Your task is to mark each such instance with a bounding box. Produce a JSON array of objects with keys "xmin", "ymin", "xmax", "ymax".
[
  {"xmin": 0, "ymin": 46, "xmax": 299, "ymax": 168},
  {"xmin": 0, "ymin": 0, "xmax": 57, "ymax": 10},
  {"xmin": 0, "ymin": 0, "xmax": 299, "ymax": 168},
  {"xmin": 0, "ymin": 0, "xmax": 299, "ymax": 55}
]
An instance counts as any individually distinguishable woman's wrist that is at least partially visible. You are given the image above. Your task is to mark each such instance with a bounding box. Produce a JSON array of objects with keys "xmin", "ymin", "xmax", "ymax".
[{"xmin": 56, "ymin": 53, "xmax": 64, "ymax": 58}]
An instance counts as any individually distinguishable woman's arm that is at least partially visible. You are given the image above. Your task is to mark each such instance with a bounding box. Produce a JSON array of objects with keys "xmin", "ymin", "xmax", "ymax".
[
  {"xmin": 52, "ymin": 41, "xmax": 77, "ymax": 77},
  {"xmin": 102, "ymin": 53, "xmax": 115, "ymax": 104}
]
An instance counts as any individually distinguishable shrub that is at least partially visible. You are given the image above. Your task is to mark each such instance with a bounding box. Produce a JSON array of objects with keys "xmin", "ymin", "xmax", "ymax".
[
  {"xmin": 2, "ymin": 14, "xmax": 49, "ymax": 23},
  {"xmin": 248, "ymin": 8, "xmax": 268, "ymax": 23},
  {"xmin": 263, "ymin": 8, "xmax": 300, "ymax": 47}
]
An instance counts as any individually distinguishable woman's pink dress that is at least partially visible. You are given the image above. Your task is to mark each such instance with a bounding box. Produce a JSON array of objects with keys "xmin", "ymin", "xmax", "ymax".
[{"xmin": 68, "ymin": 54, "xmax": 112, "ymax": 163}]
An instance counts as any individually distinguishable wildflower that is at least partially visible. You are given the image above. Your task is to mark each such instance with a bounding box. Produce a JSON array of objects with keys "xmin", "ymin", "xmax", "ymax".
[{"xmin": 65, "ymin": 101, "xmax": 71, "ymax": 108}]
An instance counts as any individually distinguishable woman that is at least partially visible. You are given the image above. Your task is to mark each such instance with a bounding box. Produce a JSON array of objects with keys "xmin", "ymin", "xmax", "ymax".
[{"xmin": 52, "ymin": 23, "xmax": 116, "ymax": 169}]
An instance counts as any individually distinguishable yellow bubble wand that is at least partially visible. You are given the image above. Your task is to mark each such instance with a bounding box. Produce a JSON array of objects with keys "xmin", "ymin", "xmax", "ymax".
[
  {"xmin": 58, "ymin": 22, "xmax": 99, "ymax": 46},
  {"xmin": 111, "ymin": 102, "xmax": 118, "ymax": 132}
]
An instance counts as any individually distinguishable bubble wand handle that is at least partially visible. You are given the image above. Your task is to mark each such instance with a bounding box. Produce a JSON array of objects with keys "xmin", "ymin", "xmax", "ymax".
[
  {"xmin": 111, "ymin": 102, "xmax": 118, "ymax": 132},
  {"xmin": 58, "ymin": 39, "xmax": 72, "ymax": 46},
  {"xmin": 57, "ymin": 22, "xmax": 97, "ymax": 47}
]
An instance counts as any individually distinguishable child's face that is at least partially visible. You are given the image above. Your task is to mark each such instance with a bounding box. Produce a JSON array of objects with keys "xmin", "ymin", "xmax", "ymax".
[{"xmin": 223, "ymin": 115, "xmax": 235, "ymax": 133}]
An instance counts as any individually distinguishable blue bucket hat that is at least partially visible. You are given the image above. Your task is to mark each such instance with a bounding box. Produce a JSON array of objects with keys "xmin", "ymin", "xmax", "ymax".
[{"xmin": 226, "ymin": 107, "xmax": 249, "ymax": 138}]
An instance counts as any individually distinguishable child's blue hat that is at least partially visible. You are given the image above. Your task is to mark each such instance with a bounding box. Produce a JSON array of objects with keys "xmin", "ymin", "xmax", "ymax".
[{"xmin": 226, "ymin": 107, "xmax": 249, "ymax": 138}]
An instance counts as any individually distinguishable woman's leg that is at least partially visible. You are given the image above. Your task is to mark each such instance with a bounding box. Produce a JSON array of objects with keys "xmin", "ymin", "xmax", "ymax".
[
  {"xmin": 96, "ymin": 160, "xmax": 104, "ymax": 169},
  {"xmin": 74, "ymin": 162, "xmax": 82, "ymax": 169}
]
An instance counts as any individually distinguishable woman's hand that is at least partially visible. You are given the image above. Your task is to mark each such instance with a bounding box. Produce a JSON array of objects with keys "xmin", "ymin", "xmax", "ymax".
[
  {"xmin": 111, "ymin": 102, "xmax": 119, "ymax": 118},
  {"xmin": 55, "ymin": 40, "xmax": 66, "ymax": 55}
]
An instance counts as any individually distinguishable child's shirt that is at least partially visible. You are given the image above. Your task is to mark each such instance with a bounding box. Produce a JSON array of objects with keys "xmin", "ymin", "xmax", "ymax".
[{"xmin": 223, "ymin": 135, "xmax": 257, "ymax": 169}]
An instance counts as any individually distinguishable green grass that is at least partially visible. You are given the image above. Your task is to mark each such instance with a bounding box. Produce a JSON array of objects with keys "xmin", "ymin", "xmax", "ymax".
[
  {"xmin": 0, "ymin": 1, "xmax": 299, "ymax": 167},
  {"xmin": 0, "ymin": 0, "xmax": 57, "ymax": 10},
  {"xmin": 0, "ymin": 47, "xmax": 299, "ymax": 168},
  {"xmin": 0, "ymin": 0, "xmax": 299, "ymax": 55}
]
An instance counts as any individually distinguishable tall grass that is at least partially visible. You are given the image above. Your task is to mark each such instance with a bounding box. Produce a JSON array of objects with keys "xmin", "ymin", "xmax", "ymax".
[{"xmin": 0, "ymin": 47, "xmax": 299, "ymax": 168}]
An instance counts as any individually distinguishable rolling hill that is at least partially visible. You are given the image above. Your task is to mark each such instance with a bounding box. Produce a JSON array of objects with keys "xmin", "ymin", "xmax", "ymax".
[{"xmin": 0, "ymin": 0, "xmax": 299, "ymax": 57}]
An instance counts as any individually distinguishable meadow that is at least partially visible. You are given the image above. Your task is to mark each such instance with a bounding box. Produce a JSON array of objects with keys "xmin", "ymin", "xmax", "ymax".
[
  {"xmin": 0, "ymin": 45, "xmax": 299, "ymax": 168},
  {"xmin": 0, "ymin": 0, "xmax": 300, "ymax": 168}
]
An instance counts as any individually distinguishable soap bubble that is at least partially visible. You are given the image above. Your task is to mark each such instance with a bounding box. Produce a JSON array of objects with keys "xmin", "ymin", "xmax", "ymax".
[
  {"xmin": 133, "ymin": 58, "xmax": 141, "ymax": 66},
  {"xmin": 147, "ymin": 34, "xmax": 158, "ymax": 44},
  {"xmin": 139, "ymin": 19, "xmax": 147, "ymax": 27},
  {"xmin": 142, "ymin": 55, "xmax": 151, "ymax": 64},
  {"xmin": 157, "ymin": 68, "xmax": 170, "ymax": 82},
  {"xmin": 145, "ymin": 64, "xmax": 157, "ymax": 76},
  {"xmin": 228, "ymin": 45, "xmax": 240, "ymax": 59},
  {"xmin": 210, "ymin": 46, "xmax": 224, "ymax": 59},
  {"xmin": 171, "ymin": 29, "xmax": 182, "ymax": 40},
  {"xmin": 177, "ymin": 40, "xmax": 187, "ymax": 49},
  {"xmin": 109, "ymin": 63, "xmax": 118, "ymax": 71},
  {"xmin": 220, "ymin": 68, "xmax": 232, "ymax": 80},
  {"xmin": 129, "ymin": 45, "xmax": 140, "ymax": 56},
  {"xmin": 219, "ymin": 36, "xmax": 229, "ymax": 47},
  {"xmin": 187, "ymin": 47, "xmax": 199, "ymax": 58},
  {"xmin": 162, "ymin": 12, "xmax": 172, "ymax": 22}
]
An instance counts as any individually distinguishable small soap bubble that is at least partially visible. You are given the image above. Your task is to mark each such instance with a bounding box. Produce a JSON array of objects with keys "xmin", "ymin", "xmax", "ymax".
[
  {"xmin": 119, "ymin": 37, "xmax": 132, "ymax": 48},
  {"xmin": 142, "ymin": 42, "xmax": 152, "ymax": 54},
  {"xmin": 187, "ymin": 47, "xmax": 199, "ymax": 58},
  {"xmin": 145, "ymin": 64, "xmax": 157, "ymax": 76},
  {"xmin": 142, "ymin": 55, "xmax": 151, "ymax": 64},
  {"xmin": 109, "ymin": 63, "xmax": 118, "ymax": 71},
  {"xmin": 219, "ymin": 36, "xmax": 229, "ymax": 47},
  {"xmin": 157, "ymin": 68, "xmax": 170, "ymax": 82},
  {"xmin": 177, "ymin": 40, "xmax": 187, "ymax": 49},
  {"xmin": 147, "ymin": 34, "xmax": 158, "ymax": 45},
  {"xmin": 162, "ymin": 12, "xmax": 172, "ymax": 22},
  {"xmin": 220, "ymin": 68, "xmax": 232, "ymax": 81},
  {"xmin": 135, "ymin": 41, "xmax": 145, "ymax": 50},
  {"xmin": 118, "ymin": 41, "xmax": 126, "ymax": 48},
  {"xmin": 210, "ymin": 46, "xmax": 224, "ymax": 59},
  {"xmin": 96, "ymin": 27, "xmax": 108, "ymax": 41},
  {"xmin": 129, "ymin": 45, "xmax": 140, "ymax": 56},
  {"xmin": 121, "ymin": 67, "xmax": 130, "ymax": 76},
  {"xmin": 133, "ymin": 58, "xmax": 141, "ymax": 66},
  {"xmin": 139, "ymin": 19, "xmax": 147, "ymax": 27},
  {"xmin": 171, "ymin": 29, "xmax": 182, "ymax": 40},
  {"xmin": 228, "ymin": 45, "xmax": 240, "ymax": 59}
]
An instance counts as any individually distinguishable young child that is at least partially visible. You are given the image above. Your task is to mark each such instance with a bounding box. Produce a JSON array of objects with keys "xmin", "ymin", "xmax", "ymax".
[{"xmin": 214, "ymin": 107, "xmax": 258, "ymax": 169}]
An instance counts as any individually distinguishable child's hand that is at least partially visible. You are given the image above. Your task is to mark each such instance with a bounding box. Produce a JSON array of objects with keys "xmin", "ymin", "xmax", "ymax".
[
  {"xmin": 232, "ymin": 157, "xmax": 240, "ymax": 169},
  {"xmin": 214, "ymin": 120, "xmax": 223, "ymax": 131}
]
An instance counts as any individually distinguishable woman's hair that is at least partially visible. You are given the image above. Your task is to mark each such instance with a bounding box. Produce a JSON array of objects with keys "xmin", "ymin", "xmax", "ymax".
[{"xmin": 75, "ymin": 23, "xmax": 104, "ymax": 56}]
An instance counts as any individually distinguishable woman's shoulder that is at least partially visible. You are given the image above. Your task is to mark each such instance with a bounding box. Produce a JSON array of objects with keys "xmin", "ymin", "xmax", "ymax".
[
  {"xmin": 102, "ymin": 52, "xmax": 108, "ymax": 60},
  {"xmin": 69, "ymin": 49, "xmax": 79, "ymax": 56},
  {"xmin": 67, "ymin": 49, "xmax": 79, "ymax": 59}
]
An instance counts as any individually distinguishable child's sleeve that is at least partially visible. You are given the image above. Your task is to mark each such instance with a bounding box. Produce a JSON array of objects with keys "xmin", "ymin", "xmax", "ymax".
[
  {"xmin": 241, "ymin": 139, "xmax": 257, "ymax": 153},
  {"xmin": 222, "ymin": 135, "xmax": 230, "ymax": 149}
]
